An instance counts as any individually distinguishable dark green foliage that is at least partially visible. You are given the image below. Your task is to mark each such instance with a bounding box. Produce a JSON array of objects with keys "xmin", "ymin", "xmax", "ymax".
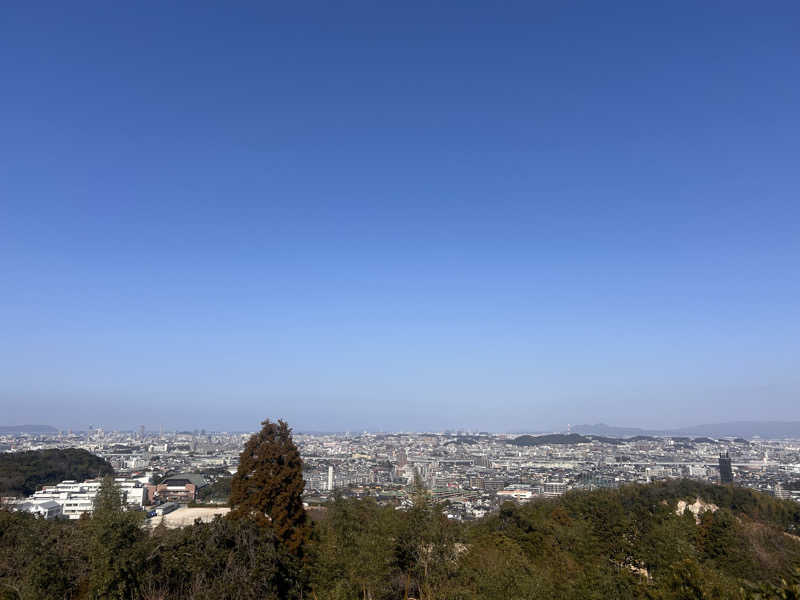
[
  {"xmin": 0, "ymin": 449, "xmax": 113, "ymax": 496},
  {"xmin": 645, "ymin": 558, "xmax": 742, "ymax": 599},
  {"xmin": 2, "ymin": 476, "xmax": 800, "ymax": 599},
  {"xmin": 136, "ymin": 516, "xmax": 292, "ymax": 599},
  {"xmin": 311, "ymin": 495, "xmax": 397, "ymax": 600},
  {"xmin": 447, "ymin": 533, "xmax": 550, "ymax": 599},
  {"xmin": 0, "ymin": 507, "xmax": 292, "ymax": 600},
  {"xmin": 0, "ymin": 509, "xmax": 89, "ymax": 599},
  {"xmin": 196, "ymin": 476, "xmax": 232, "ymax": 504},
  {"xmin": 741, "ymin": 569, "xmax": 800, "ymax": 599},
  {"xmin": 86, "ymin": 477, "xmax": 147, "ymax": 599},
  {"xmin": 396, "ymin": 478, "xmax": 461, "ymax": 599}
]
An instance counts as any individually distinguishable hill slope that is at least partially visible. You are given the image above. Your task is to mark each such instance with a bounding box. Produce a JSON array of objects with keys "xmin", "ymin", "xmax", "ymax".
[
  {"xmin": 574, "ymin": 421, "xmax": 800, "ymax": 439},
  {"xmin": 511, "ymin": 433, "xmax": 590, "ymax": 445},
  {"xmin": 1, "ymin": 479, "xmax": 799, "ymax": 599},
  {"xmin": 0, "ymin": 448, "xmax": 114, "ymax": 496}
]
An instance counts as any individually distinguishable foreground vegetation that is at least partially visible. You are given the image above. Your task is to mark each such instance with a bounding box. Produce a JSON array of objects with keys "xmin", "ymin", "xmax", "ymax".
[
  {"xmin": 2, "ymin": 422, "xmax": 800, "ymax": 599},
  {"xmin": 2, "ymin": 478, "xmax": 800, "ymax": 599}
]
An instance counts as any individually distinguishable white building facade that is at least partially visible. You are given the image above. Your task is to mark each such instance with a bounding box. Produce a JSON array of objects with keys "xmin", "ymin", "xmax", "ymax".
[{"xmin": 24, "ymin": 478, "xmax": 146, "ymax": 519}]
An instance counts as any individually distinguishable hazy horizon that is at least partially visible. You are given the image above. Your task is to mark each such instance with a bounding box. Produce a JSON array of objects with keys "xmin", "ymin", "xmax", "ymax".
[
  {"xmin": 2, "ymin": 3, "xmax": 799, "ymax": 433},
  {"xmin": 6, "ymin": 419, "xmax": 800, "ymax": 437},
  {"xmin": 3, "ymin": 407, "xmax": 800, "ymax": 437}
]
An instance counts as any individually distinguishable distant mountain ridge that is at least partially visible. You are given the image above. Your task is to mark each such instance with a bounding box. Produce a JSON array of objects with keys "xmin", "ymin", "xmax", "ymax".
[
  {"xmin": 573, "ymin": 421, "xmax": 800, "ymax": 439},
  {"xmin": 0, "ymin": 425, "xmax": 58, "ymax": 434}
]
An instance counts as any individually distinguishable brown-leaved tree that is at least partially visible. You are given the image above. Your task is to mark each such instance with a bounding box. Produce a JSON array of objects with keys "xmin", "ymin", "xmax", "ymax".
[{"xmin": 228, "ymin": 419, "xmax": 312, "ymax": 560}]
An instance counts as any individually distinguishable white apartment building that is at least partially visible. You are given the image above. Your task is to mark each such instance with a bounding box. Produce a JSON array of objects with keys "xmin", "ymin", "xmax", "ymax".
[
  {"xmin": 28, "ymin": 478, "xmax": 146, "ymax": 519},
  {"xmin": 10, "ymin": 499, "xmax": 63, "ymax": 520}
]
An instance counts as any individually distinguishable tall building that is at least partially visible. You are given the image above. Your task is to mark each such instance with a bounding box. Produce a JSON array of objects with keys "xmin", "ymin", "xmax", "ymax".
[
  {"xmin": 719, "ymin": 452, "xmax": 733, "ymax": 484},
  {"xmin": 327, "ymin": 465, "xmax": 334, "ymax": 491}
]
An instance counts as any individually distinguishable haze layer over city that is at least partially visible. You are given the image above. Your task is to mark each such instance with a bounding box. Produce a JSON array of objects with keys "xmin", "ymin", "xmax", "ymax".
[{"xmin": 3, "ymin": 3, "xmax": 800, "ymax": 433}]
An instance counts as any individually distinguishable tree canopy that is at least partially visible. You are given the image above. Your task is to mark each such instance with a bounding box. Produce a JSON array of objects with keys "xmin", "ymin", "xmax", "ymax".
[
  {"xmin": 228, "ymin": 419, "xmax": 312, "ymax": 561},
  {"xmin": 0, "ymin": 448, "xmax": 114, "ymax": 496}
]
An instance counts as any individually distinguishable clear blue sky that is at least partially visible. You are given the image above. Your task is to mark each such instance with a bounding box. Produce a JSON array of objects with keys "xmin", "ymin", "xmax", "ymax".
[{"xmin": 2, "ymin": 2, "xmax": 799, "ymax": 432}]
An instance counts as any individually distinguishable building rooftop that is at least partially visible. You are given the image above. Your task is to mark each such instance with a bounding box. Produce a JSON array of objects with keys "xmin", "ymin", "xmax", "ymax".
[{"xmin": 159, "ymin": 473, "xmax": 207, "ymax": 487}]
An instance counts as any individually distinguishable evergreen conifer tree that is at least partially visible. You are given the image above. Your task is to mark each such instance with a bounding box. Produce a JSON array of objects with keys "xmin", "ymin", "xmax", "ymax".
[
  {"xmin": 229, "ymin": 419, "xmax": 312, "ymax": 560},
  {"xmin": 87, "ymin": 476, "xmax": 145, "ymax": 599}
]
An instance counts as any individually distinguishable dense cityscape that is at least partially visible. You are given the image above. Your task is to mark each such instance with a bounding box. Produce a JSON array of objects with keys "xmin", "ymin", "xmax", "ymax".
[{"xmin": 3, "ymin": 424, "xmax": 799, "ymax": 525}]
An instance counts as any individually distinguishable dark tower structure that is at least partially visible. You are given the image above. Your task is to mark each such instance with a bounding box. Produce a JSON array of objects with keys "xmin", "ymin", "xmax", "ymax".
[{"xmin": 719, "ymin": 452, "xmax": 733, "ymax": 484}]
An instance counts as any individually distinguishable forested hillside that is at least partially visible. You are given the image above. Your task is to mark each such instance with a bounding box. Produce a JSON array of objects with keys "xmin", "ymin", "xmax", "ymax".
[
  {"xmin": 0, "ymin": 449, "xmax": 114, "ymax": 496},
  {"xmin": 2, "ymin": 478, "xmax": 800, "ymax": 599}
]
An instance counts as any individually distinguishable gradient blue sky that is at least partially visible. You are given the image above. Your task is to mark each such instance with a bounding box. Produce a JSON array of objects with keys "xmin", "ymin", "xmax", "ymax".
[{"xmin": 2, "ymin": 2, "xmax": 799, "ymax": 432}]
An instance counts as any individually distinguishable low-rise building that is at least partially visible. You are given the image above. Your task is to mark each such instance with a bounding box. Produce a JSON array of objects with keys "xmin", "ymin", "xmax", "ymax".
[
  {"xmin": 5, "ymin": 478, "xmax": 147, "ymax": 520},
  {"xmin": 543, "ymin": 481, "xmax": 567, "ymax": 497},
  {"xmin": 496, "ymin": 485, "xmax": 536, "ymax": 502},
  {"xmin": 146, "ymin": 473, "xmax": 207, "ymax": 503},
  {"xmin": 11, "ymin": 499, "xmax": 63, "ymax": 519}
]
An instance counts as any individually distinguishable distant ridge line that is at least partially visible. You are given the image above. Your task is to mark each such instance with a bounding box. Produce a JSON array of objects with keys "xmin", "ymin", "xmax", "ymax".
[
  {"xmin": 572, "ymin": 421, "xmax": 800, "ymax": 439},
  {"xmin": 0, "ymin": 425, "xmax": 59, "ymax": 434}
]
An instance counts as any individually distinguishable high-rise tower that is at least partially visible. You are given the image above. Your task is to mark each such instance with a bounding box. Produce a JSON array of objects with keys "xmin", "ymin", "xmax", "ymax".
[{"xmin": 719, "ymin": 452, "xmax": 733, "ymax": 484}]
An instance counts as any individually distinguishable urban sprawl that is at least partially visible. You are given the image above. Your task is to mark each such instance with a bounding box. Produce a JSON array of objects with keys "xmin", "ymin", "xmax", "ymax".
[{"xmin": 3, "ymin": 428, "xmax": 799, "ymax": 525}]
